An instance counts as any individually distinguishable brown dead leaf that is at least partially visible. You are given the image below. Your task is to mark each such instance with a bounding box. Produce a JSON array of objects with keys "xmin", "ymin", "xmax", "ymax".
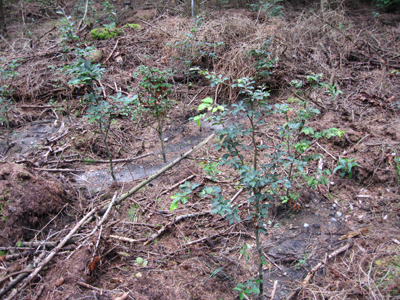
[{"xmin": 55, "ymin": 277, "xmax": 65, "ymax": 287}]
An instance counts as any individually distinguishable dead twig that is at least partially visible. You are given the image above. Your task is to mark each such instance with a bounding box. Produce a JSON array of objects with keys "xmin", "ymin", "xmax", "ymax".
[
  {"xmin": 144, "ymin": 211, "xmax": 211, "ymax": 246},
  {"xmin": 32, "ymin": 284, "xmax": 45, "ymax": 300},
  {"xmin": 302, "ymin": 242, "xmax": 353, "ymax": 285},
  {"xmin": 160, "ymin": 174, "xmax": 196, "ymax": 196},
  {"xmin": 270, "ymin": 280, "xmax": 278, "ymax": 299},
  {"xmin": 34, "ymin": 168, "xmax": 85, "ymax": 173},
  {"xmin": 66, "ymin": 193, "xmax": 118, "ymax": 260},
  {"xmin": 104, "ymin": 38, "xmax": 125, "ymax": 64},
  {"xmin": 0, "ymin": 252, "xmax": 46, "ymax": 299},
  {"xmin": 315, "ymin": 141, "xmax": 337, "ymax": 161},
  {"xmin": 7, "ymin": 207, "xmax": 99, "ymax": 299}
]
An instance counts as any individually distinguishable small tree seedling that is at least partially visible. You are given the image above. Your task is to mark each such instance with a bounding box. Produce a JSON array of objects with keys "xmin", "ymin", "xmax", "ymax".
[
  {"xmin": 136, "ymin": 66, "xmax": 174, "ymax": 163},
  {"xmin": 333, "ymin": 158, "xmax": 360, "ymax": 179}
]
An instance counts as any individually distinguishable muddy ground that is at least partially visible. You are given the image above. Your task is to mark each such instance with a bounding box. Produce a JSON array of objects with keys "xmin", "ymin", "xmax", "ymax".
[{"xmin": 0, "ymin": 0, "xmax": 400, "ymax": 299}]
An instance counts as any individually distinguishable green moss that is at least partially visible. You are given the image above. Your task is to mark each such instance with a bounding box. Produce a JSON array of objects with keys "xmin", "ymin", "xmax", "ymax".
[
  {"xmin": 91, "ymin": 27, "xmax": 124, "ymax": 40},
  {"xmin": 123, "ymin": 23, "xmax": 141, "ymax": 29}
]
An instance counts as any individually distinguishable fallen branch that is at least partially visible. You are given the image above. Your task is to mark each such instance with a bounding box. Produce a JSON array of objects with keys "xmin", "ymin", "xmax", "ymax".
[
  {"xmin": 18, "ymin": 237, "xmax": 79, "ymax": 249},
  {"xmin": 45, "ymin": 152, "xmax": 153, "ymax": 164},
  {"xmin": 339, "ymin": 227, "xmax": 369, "ymax": 241},
  {"xmin": 104, "ymin": 38, "xmax": 125, "ymax": 64},
  {"xmin": 32, "ymin": 284, "xmax": 45, "ymax": 300},
  {"xmin": 0, "ymin": 252, "xmax": 45, "ymax": 299},
  {"xmin": 315, "ymin": 141, "xmax": 337, "ymax": 161},
  {"xmin": 98, "ymin": 134, "xmax": 215, "ymax": 215},
  {"xmin": 302, "ymin": 242, "xmax": 352, "ymax": 285},
  {"xmin": 76, "ymin": 281, "xmax": 104, "ymax": 292},
  {"xmin": 110, "ymin": 235, "xmax": 146, "ymax": 243},
  {"xmin": 35, "ymin": 168, "xmax": 84, "ymax": 173},
  {"xmin": 66, "ymin": 194, "xmax": 118, "ymax": 260},
  {"xmin": 160, "ymin": 174, "xmax": 196, "ymax": 196},
  {"xmin": 270, "ymin": 280, "xmax": 278, "ymax": 300}
]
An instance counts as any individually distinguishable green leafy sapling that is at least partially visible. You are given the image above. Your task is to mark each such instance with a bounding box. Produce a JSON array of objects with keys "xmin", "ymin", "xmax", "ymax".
[
  {"xmin": 233, "ymin": 279, "xmax": 262, "ymax": 300},
  {"xmin": 194, "ymin": 68, "xmax": 345, "ymax": 297},
  {"xmin": 201, "ymin": 76, "xmax": 275, "ymax": 297},
  {"xmin": 135, "ymin": 256, "xmax": 148, "ymax": 266},
  {"xmin": 333, "ymin": 158, "xmax": 360, "ymax": 179},
  {"xmin": 136, "ymin": 66, "xmax": 174, "ymax": 163},
  {"xmin": 324, "ymin": 82, "xmax": 343, "ymax": 100},
  {"xmin": 65, "ymin": 47, "xmax": 122, "ymax": 181},
  {"xmin": 248, "ymin": 38, "xmax": 278, "ymax": 81},
  {"xmin": 201, "ymin": 161, "xmax": 222, "ymax": 181}
]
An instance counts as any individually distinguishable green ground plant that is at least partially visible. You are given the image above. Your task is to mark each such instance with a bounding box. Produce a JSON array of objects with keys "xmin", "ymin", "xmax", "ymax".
[
  {"xmin": 170, "ymin": 181, "xmax": 200, "ymax": 211},
  {"xmin": 248, "ymin": 38, "xmax": 278, "ymax": 82},
  {"xmin": 333, "ymin": 158, "xmax": 360, "ymax": 179}
]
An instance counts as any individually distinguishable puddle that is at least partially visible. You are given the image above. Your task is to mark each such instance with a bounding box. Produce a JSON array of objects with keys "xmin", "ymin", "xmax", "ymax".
[
  {"xmin": 77, "ymin": 118, "xmax": 228, "ymax": 190},
  {"xmin": 1, "ymin": 118, "xmax": 60, "ymax": 157},
  {"xmin": 1, "ymin": 114, "xmax": 239, "ymax": 191}
]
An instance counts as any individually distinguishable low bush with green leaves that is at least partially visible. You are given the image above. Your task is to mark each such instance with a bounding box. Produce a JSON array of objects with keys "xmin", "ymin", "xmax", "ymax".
[
  {"xmin": 248, "ymin": 38, "xmax": 278, "ymax": 81},
  {"xmin": 168, "ymin": 16, "xmax": 224, "ymax": 130}
]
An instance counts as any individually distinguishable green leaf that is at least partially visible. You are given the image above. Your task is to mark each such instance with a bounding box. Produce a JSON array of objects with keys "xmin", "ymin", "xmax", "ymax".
[{"xmin": 170, "ymin": 199, "xmax": 179, "ymax": 211}]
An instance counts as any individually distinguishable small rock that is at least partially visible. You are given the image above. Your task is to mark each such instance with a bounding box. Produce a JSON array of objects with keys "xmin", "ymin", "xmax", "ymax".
[
  {"xmin": 304, "ymin": 223, "xmax": 309, "ymax": 228},
  {"xmin": 331, "ymin": 218, "xmax": 337, "ymax": 222},
  {"xmin": 336, "ymin": 211, "xmax": 343, "ymax": 218}
]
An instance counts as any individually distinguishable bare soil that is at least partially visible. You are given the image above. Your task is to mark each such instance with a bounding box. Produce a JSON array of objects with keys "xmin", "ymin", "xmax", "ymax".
[{"xmin": 0, "ymin": 1, "xmax": 400, "ymax": 299}]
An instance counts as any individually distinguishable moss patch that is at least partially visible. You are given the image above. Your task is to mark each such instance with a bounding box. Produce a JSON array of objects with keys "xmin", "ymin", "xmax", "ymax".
[
  {"xmin": 123, "ymin": 23, "xmax": 141, "ymax": 29},
  {"xmin": 90, "ymin": 27, "xmax": 124, "ymax": 40}
]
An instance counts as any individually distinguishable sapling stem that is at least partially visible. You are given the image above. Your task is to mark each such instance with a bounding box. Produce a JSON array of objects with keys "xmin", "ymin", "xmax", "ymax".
[
  {"xmin": 5, "ymin": 109, "xmax": 10, "ymax": 146},
  {"xmin": 156, "ymin": 105, "xmax": 167, "ymax": 163},
  {"xmin": 99, "ymin": 120, "xmax": 116, "ymax": 181},
  {"xmin": 254, "ymin": 194, "xmax": 264, "ymax": 297}
]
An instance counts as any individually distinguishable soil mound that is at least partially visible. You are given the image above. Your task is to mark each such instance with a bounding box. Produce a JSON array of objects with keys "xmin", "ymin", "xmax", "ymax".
[{"xmin": 0, "ymin": 163, "xmax": 67, "ymax": 245}]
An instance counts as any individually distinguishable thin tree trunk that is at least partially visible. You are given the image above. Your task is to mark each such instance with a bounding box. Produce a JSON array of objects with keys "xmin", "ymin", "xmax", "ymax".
[{"xmin": 0, "ymin": 0, "xmax": 5, "ymax": 32}]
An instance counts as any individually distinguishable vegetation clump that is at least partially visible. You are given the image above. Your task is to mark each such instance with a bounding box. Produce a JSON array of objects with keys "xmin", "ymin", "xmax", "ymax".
[
  {"xmin": 91, "ymin": 27, "xmax": 124, "ymax": 40},
  {"xmin": 123, "ymin": 23, "xmax": 141, "ymax": 29}
]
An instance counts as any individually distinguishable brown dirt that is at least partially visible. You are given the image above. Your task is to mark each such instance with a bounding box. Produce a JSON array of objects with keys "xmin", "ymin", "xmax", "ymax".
[
  {"xmin": 0, "ymin": 163, "xmax": 68, "ymax": 245},
  {"xmin": 0, "ymin": 1, "xmax": 400, "ymax": 299}
]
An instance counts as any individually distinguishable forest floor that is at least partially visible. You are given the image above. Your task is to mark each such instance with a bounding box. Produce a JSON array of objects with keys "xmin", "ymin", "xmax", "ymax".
[{"xmin": 0, "ymin": 1, "xmax": 400, "ymax": 299}]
